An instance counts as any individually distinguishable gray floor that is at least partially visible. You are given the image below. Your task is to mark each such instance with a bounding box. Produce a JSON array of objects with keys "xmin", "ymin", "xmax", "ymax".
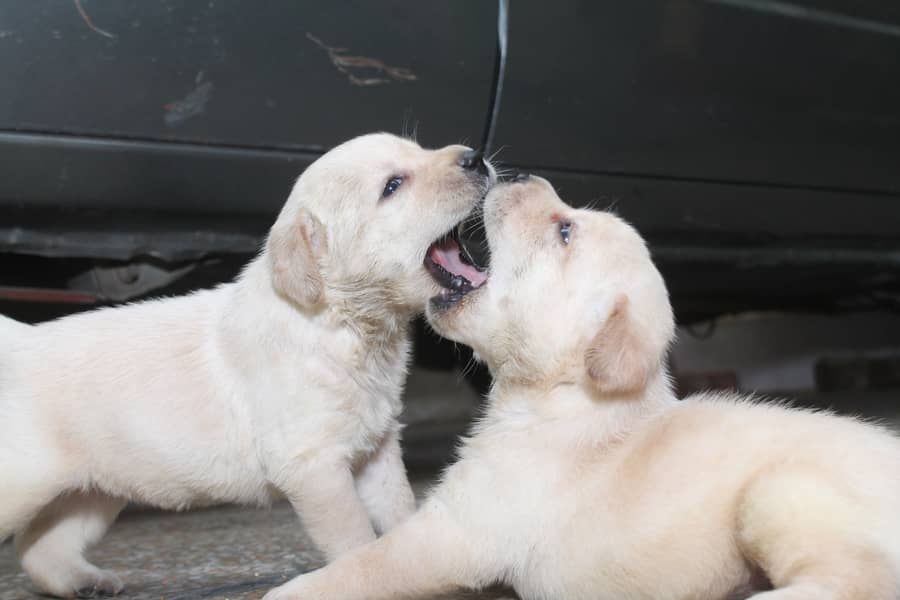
[
  {"xmin": 0, "ymin": 485, "xmax": 519, "ymax": 600},
  {"xmin": 2, "ymin": 502, "xmax": 314, "ymax": 600},
  {"xmin": 0, "ymin": 369, "xmax": 508, "ymax": 600}
]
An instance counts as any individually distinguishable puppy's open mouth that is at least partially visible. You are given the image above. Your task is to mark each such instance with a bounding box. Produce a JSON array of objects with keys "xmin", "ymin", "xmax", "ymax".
[{"xmin": 425, "ymin": 219, "xmax": 489, "ymax": 310}]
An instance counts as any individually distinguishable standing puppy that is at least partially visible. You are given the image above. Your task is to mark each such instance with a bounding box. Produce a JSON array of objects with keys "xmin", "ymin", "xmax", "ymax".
[
  {"xmin": 265, "ymin": 176, "xmax": 900, "ymax": 600},
  {"xmin": 0, "ymin": 133, "xmax": 494, "ymax": 598}
]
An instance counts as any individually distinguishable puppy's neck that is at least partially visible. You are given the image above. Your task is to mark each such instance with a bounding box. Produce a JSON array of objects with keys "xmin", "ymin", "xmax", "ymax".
[
  {"xmin": 325, "ymin": 278, "xmax": 416, "ymax": 344},
  {"xmin": 480, "ymin": 373, "xmax": 676, "ymax": 445},
  {"xmin": 247, "ymin": 252, "xmax": 414, "ymax": 329}
]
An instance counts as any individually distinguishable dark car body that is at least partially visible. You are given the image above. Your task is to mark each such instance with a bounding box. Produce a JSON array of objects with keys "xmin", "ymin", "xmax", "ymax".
[{"xmin": 2, "ymin": 0, "xmax": 899, "ymax": 333}]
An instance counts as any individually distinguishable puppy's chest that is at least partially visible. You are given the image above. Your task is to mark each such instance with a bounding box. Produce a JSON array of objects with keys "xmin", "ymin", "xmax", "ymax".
[
  {"xmin": 327, "ymin": 333, "xmax": 410, "ymax": 445},
  {"xmin": 354, "ymin": 350, "xmax": 406, "ymax": 422}
]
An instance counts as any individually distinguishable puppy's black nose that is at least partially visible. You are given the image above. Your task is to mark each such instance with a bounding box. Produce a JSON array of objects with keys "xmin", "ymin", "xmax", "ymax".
[
  {"xmin": 459, "ymin": 149, "xmax": 489, "ymax": 175},
  {"xmin": 511, "ymin": 171, "xmax": 531, "ymax": 183}
]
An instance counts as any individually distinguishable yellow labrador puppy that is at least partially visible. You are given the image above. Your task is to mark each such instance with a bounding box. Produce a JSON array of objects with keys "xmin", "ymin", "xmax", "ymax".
[
  {"xmin": 264, "ymin": 175, "xmax": 900, "ymax": 600},
  {"xmin": 0, "ymin": 133, "xmax": 494, "ymax": 598}
]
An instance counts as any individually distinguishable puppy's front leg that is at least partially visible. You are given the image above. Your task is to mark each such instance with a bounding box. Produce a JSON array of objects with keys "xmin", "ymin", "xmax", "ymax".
[
  {"xmin": 280, "ymin": 460, "xmax": 376, "ymax": 560},
  {"xmin": 354, "ymin": 427, "xmax": 416, "ymax": 534},
  {"xmin": 264, "ymin": 501, "xmax": 484, "ymax": 600}
]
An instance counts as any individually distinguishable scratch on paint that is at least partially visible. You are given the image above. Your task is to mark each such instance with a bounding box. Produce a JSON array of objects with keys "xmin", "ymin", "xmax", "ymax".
[
  {"xmin": 704, "ymin": 0, "xmax": 900, "ymax": 38},
  {"xmin": 73, "ymin": 0, "xmax": 117, "ymax": 39},
  {"xmin": 164, "ymin": 76, "xmax": 214, "ymax": 127},
  {"xmin": 306, "ymin": 33, "xmax": 417, "ymax": 86}
]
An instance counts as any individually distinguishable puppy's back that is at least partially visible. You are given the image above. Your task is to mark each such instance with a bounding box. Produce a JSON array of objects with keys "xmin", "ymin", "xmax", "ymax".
[
  {"xmin": 621, "ymin": 394, "xmax": 900, "ymax": 524},
  {"xmin": 0, "ymin": 315, "xmax": 30, "ymax": 396},
  {"xmin": 0, "ymin": 315, "xmax": 30, "ymax": 355}
]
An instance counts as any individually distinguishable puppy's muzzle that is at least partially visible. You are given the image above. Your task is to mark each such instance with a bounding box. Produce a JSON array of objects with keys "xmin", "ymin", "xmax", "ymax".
[{"xmin": 458, "ymin": 149, "xmax": 490, "ymax": 177}]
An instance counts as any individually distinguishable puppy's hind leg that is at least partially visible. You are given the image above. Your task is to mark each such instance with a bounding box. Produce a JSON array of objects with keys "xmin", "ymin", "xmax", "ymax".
[
  {"xmin": 737, "ymin": 466, "xmax": 900, "ymax": 600},
  {"xmin": 0, "ymin": 475, "xmax": 61, "ymax": 543},
  {"xmin": 16, "ymin": 491, "xmax": 126, "ymax": 599},
  {"xmin": 745, "ymin": 576, "xmax": 895, "ymax": 600}
]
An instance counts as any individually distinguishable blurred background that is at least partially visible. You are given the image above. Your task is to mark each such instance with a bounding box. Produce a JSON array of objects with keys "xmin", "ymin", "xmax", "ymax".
[{"xmin": 1, "ymin": 1, "xmax": 900, "ymax": 597}]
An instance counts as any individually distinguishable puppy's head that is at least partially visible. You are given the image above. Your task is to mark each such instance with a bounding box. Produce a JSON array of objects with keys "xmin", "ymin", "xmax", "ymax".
[
  {"xmin": 426, "ymin": 175, "xmax": 675, "ymax": 396},
  {"xmin": 266, "ymin": 133, "xmax": 494, "ymax": 313}
]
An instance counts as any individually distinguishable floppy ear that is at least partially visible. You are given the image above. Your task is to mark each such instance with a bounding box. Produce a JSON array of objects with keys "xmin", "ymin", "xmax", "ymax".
[
  {"xmin": 267, "ymin": 207, "xmax": 328, "ymax": 309},
  {"xmin": 584, "ymin": 294, "xmax": 660, "ymax": 395}
]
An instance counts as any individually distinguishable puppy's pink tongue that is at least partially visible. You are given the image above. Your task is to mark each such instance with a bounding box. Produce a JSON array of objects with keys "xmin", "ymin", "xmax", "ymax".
[{"xmin": 429, "ymin": 239, "xmax": 488, "ymax": 287}]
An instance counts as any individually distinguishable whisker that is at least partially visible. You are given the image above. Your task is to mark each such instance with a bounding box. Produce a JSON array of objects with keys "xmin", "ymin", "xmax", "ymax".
[
  {"xmin": 487, "ymin": 145, "xmax": 508, "ymax": 163},
  {"xmin": 603, "ymin": 197, "xmax": 621, "ymax": 213}
]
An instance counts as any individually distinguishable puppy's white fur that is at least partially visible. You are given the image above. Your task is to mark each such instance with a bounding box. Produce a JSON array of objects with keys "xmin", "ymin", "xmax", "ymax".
[
  {"xmin": 0, "ymin": 133, "xmax": 493, "ymax": 598},
  {"xmin": 266, "ymin": 177, "xmax": 900, "ymax": 600}
]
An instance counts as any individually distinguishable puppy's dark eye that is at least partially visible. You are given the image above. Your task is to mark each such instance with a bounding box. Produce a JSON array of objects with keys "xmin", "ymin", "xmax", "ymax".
[
  {"xmin": 559, "ymin": 221, "xmax": 573, "ymax": 245},
  {"xmin": 382, "ymin": 176, "xmax": 404, "ymax": 198}
]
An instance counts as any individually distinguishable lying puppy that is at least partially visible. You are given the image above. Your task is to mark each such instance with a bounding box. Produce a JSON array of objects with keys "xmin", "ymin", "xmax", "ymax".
[
  {"xmin": 264, "ymin": 175, "xmax": 900, "ymax": 600},
  {"xmin": 0, "ymin": 133, "xmax": 494, "ymax": 598}
]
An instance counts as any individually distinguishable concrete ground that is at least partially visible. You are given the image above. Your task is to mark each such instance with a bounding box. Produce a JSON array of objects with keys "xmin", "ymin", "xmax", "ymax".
[
  {"xmin": 1, "ymin": 501, "xmax": 316, "ymax": 600},
  {"xmin": 0, "ymin": 486, "xmax": 519, "ymax": 600},
  {"xmin": 0, "ymin": 369, "xmax": 511, "ymax": 600},
  {"xmin": 0, "ymin": 489, "xmax": 516, "ymax": 600}
]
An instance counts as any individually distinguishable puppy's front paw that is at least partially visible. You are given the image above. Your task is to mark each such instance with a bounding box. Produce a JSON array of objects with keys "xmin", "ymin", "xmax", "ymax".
[
  {"xmin": 262, "ymin": 581, "xmax": 303, "ymax": 600},
  {"xmin": 263, "ymin": 575, "xmax": 328, "ymax": 600},
  {"xmin": 261, "ymin": 588, "xmax": 284, "ymax": 600},
  {"xmin": 70, "ymin": 569, "xmax": 124, "ymax": 598}
]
